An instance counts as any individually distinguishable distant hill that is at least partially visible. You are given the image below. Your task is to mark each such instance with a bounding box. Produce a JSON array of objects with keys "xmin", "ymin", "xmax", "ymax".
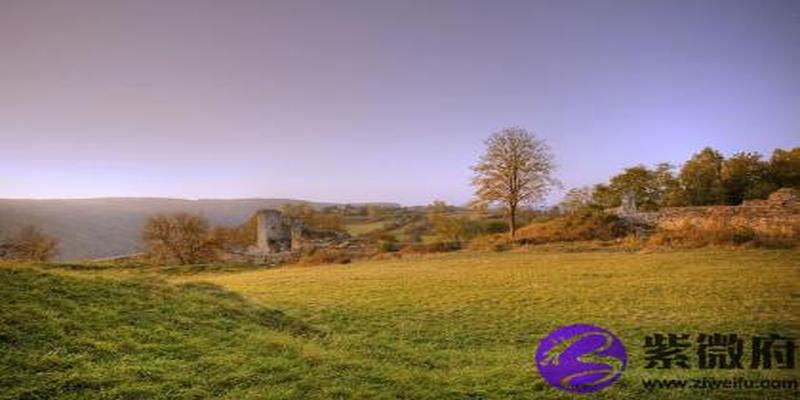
[{"xmin": 0, "ymin": 198, "xmax": 398, "ymax": 260}]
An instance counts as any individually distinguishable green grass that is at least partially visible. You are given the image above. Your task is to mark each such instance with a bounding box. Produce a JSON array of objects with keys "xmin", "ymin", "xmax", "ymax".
[{"xmin": 1, "ymin": 248, "xmax": 798, "ymax": 399}]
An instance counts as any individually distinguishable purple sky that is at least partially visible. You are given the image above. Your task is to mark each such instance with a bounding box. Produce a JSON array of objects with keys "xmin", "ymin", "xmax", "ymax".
[{"xmin": 1, "ymin": 0, "xmax": 798, "ymax": 205}]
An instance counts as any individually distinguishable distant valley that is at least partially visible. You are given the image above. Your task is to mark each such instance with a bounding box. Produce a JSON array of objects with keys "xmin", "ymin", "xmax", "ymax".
[{"xmin": 0, "ymin": 198, "xmax": 395, "ymax": 260}]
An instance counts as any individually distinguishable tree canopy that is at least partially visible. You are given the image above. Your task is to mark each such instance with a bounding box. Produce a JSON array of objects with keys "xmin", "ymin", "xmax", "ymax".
[
  {"xmin": 472, "ymin": 127, "xmax": 556, "ymax": 237},
  {"xmin": 582, "ymin": 146, "xmax": 799, "ymax": 210}
]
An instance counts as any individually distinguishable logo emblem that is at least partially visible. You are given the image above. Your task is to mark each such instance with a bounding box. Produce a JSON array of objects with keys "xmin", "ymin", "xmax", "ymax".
[{"xmin": 535, "ymin": 324, "xmax": 627, "ymax": 393}]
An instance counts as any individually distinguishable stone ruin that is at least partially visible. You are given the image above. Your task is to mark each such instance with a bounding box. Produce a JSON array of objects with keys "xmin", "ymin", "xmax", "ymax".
[
  {"xmin": 611, "ymin": 187, "xmax": 800, "ymax": 235},
  {"xmin": 620, "ymin": 190, "xmax": 637, "ymax": 215},
  {"xmin": 246, "ymin": 209, "xmax": 359, "ymax": 261},
  {"xmin": 254, "ymin": 209, "xmax": 299, "ymax": 253}
]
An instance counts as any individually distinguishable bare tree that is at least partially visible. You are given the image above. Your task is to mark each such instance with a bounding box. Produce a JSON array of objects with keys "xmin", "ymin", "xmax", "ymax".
[
  {"xmin": 142, "ymin": 213, "xmax": 216, "ymax": 264},
  {"xmin": 472, "ymin": 127, "xmax": 556, "ymax": 238},
  {"xmin": 0, "ymin": 226, "xmax": 60, "ymax": 261}
]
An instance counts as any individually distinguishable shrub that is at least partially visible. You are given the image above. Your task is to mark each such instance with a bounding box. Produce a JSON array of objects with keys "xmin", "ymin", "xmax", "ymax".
[
  {"xmin": 515, "ymin": 209, "xmax": 630, "ymax": 244},
  {"xmin": 281, "ymin": 202, "xmax": 346, "ymax": 232},
  {"xmin": 376, "ymin": 234, "xmax": 400, "ymax": 253},
  {"xmin": 430, "ymin": 214, "xmax": 482, "ymax": 242},
  {"xmin": 298, "ymin": 248, "xmax": 354, "ymax": 265},
  {"xmin": 731, "ymin": 227, "xmax": 757, "ymax": 245},
  {"xmin": 210, "ymin": 225, "xmax": 253, "ymax": 252},
  {"xmin": 398, "ymin": 241, "xmax": 462, "ymax": 255},
  {"xmin": 477, "ymin": 219, "xmax": 509, "ymax": 235},
  {"xmin": 619, "ymin": 233, "xmax": 646, "ymax": 251},
  {"xmin": 0, "ymin": 226, "xmax": 60, "ymax": 261},
  {"xmin": 143, "ymin": 213, "xmax": 217, "ymax": 265},
  {"xmin": 400, "ymin": 221, "xmax": 429, "ymax": 242},
  {"xmin": 646, "ymin": 217, "xmax": 798, "ymax": 249},
  {"xmin": 468, "ymin": 234, "xmax": 511, "ymax": 252},
  {"xmin": 311, "ymin": 213, "xmax": 346, "ymax": 231},
  {"xmin": 753, "ymin": 232, "xmax": 799, "ymax": 249}
]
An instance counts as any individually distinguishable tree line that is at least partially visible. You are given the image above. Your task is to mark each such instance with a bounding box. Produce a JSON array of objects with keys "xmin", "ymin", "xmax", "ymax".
[{"xmin": 568, "ymin": 147, "xmax": 800, "ymax": 211}]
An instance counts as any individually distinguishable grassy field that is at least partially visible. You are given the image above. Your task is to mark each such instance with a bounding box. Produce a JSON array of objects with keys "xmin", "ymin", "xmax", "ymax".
[{"xmin": 1, "ymin": 248, "xmax": 798, "ymax": 399}]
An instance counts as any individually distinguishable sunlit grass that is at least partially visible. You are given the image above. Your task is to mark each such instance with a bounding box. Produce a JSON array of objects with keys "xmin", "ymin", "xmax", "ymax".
[{"xmin": 1, "ymin": 248, "xmax": 798, "ymax": 399}]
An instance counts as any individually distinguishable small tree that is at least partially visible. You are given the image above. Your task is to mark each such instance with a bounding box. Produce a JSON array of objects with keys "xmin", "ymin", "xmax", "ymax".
[
  {"xmin": 281, "ymin": 202, "xmax": 316, "ymax": 221},
  {"xmin": 595, "ymin": 163, "xmax": 681, "ymax": 210},
  {"xmin": 281, "ymin": 202, "xmax": 344, "ymax": 231},
  {"xmin": 0, "ymin": 226, "xmax": 59, "ymax": 261},
  {"xmin": 311, "ymin": 213, "xmax": 345, "ymax": 231},
  {"xmin": 431, "ymin": 215, "xmax": 480, "ymax": 243},
  {"xmin": 142, "ymin": 213, "xmax": 216, "ymax": 264},
  {"xmin": 428, "ymin": 200, "xmax": 450, "ymax": 214},
  {"xmin": 427, "ymin": 200, "xmax": 479, "ymax": 242},
  {"xmin": 210, "ymin": 225, "xmax": 253, "ymax": 253},
  {"xmin": 471, "ymin": 127, "xmax": 556, "ymax": 238},
  {"xmin": 559, "ymin": 186, "xmax": 595, "ymax": 214}
]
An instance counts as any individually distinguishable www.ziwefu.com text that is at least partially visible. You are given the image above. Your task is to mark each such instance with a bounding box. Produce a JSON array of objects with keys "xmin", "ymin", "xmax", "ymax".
[{"xmin": 642, "ymin": 377, "xmax": 798, "ymax": 391}]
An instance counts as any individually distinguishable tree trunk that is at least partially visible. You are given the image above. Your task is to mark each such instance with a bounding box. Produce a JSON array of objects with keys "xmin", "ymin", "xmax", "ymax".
[{"xmin": 508, "ymin": 205, "xmax": 517, "ymax": 240}]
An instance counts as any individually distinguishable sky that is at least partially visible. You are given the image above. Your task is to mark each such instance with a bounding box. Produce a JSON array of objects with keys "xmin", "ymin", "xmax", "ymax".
[{"xmin": 1, "ymin": 0, "xmax": 798, "ymax": 205}]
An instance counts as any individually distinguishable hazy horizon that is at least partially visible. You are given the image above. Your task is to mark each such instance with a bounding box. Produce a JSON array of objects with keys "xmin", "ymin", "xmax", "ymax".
[
  {"xmin": 2, "ymin": 0, "xmax": 798, "ymax": 205},
  {"xmin": 0, "ymin": 196, "xmax": 401, "ymax": 206}
]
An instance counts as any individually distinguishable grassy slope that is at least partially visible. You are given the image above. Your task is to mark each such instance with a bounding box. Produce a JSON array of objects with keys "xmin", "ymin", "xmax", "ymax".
[
  {"xmin": 1, "ymin": 248, "xmax": 799, "ymax": 399},
  {"xmin": 0, "ymin": 267, "xmax": 326, "ymax": 399}
]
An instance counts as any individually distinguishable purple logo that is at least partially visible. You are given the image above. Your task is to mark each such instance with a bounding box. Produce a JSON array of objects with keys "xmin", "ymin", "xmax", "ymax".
[{"xmin": 535, "ymin": 324, "xmax": 627, "ymax": 393}]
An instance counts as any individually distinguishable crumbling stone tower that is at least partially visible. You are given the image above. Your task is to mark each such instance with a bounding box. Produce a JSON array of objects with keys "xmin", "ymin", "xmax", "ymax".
[{"xmin": 255, "ymin": 209, "xmax": 291, "ymax": 253}]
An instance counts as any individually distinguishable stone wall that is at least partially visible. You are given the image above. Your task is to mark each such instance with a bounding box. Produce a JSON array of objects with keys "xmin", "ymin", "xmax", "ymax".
[{"xmin": 617, "ymin": 188, "xmax": 800, "ymax": 234}]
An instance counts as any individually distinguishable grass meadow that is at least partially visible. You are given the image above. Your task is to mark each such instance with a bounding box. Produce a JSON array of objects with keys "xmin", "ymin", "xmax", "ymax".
[{"xmin": 1, "ymin": 248, "xmax": 798, "ymax": 399}]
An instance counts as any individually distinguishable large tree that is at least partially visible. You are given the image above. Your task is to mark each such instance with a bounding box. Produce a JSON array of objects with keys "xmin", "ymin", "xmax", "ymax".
[
  {"xmin": 721, "ymin": 152, "xmax": 775, "ymax": 204},
  {"xmin": 770, "ymin": 147, "xmax": 800, "ymax": 188},
  {"xmin": 471, "ymin": 127, "xmax": 556, "ymax": 238},
  {"xmin": 678, "ymin": 147, "xmax": 726, "ymax": 206},
  {"xmin": 590, "ymin": 163, "xmax": 681, "ymax": 210}
]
